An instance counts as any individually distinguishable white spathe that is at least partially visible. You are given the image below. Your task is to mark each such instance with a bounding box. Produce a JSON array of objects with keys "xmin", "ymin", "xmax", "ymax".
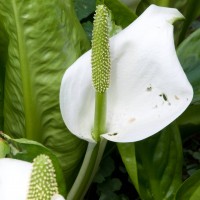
[
  {"xmin": 60, "ymin": 5, "xmax": 193, "ymax": 143},
  {"xmin": 0, "ymin": 158, "xmax": 65, "ymax": 200},
  {"xmin": 0, "ymin": 158, "xmax": 32, "ymax": 200}
]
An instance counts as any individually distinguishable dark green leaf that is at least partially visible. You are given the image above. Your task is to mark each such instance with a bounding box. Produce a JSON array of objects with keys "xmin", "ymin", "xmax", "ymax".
[
  {"xmin": 98, "ymin": 178, "xmax": 122, "ymax": 200},
  {"xmin": 74, "ymin": 0, "xmax": 96, "ymax": 21},
  {"xmin": 102, "ymin": 0, "xmax": 137, "ymax": 28},
  {"xmin": 82, "ymin": 21, "xmax": 93, "ymax": 41},
  {"xmin": 0, "ymin": 0, "xmax": 89, "ymax": 191},
  {"xmin": 0, "ymin": 73, "xmax": 3, "ymax": 130},
  {"xmin": 136, "ymin": 124, "xmax": 182, "ymax": 200},
  {"xmin": 177, "ymin": 28, "xmax": 200, "ymax": 105},
  {"xmin": 176, "ymin": 105, "xmax": 200, "ymax": 140},
  {"xmin": 94, "ymin": 156, "xmax": 115, "ymax": 183},
  {"xmin": 175, "ymin": 169, "xmax": 200, "ymax": 200},
  {"xmin": 118, "ymin": 124, "xmax": 183, "ymax": 200},
  {"xmin": 117, "ymin": 142, "xmax": 139, "ymax": 194},
  {"xmin": 0, "ymin": 27, "xmax": 8, "ymax": 130}
]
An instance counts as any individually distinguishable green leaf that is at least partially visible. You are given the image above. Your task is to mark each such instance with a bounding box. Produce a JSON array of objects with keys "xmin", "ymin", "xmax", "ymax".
[
  {"xmin": 74, "ymin": 0, "xmax": 96, "ymax": 21},
  {"xmin": 1, "ymin": 132, "xmax": 66, "ymax": 196},
  {"xmin": 177, "ymin": 0, "xmax": 200, "ymax": 44},
  {"xmin": 82, "ymin": 21, "xmax": 93, "ymax": 41},
  {"xmin": 100, "ymin": 0, "xmax": 137, "ymax": 28},
  {"xmin": 175, "ymin": 169, "xmax": 200, "ymax": 200},
  {"xmin": 136, "ymin": 124, "xmax": 183, "ymax": 200},
  {"xmin": 94, "ymin": 156, "xmax": 115, "ymax": 183},
  {"xmin": 0, "ymin": 135, "xmax": 10, "ymax": 158},
  {"xmin": 0, "ymin": 0, "xmax": 89, "ymax": 191},
  {"xmin": 118, "ymin": 124, "xmax": 183, "ymax": 200},
  {"xmin": 98, "ymin": 178, "xmax": 122, "ymax": 200},
  {"xmin": 176, "ymin": 105, "xmax": 200, "ymax": 140},
  {"xmin": 117, "ymin": 142, "xmax": 139, "ymax": 194},
  {"xmin": 0, "ymin": 70, "xmax": 3, "ymax": 130},
  {"xmin": 177, "ymin": 28, "xmax": 200, "ymax": 105},
  {"xmin": 0, "ymin": 27, "xmax": 8, "ymax": 130}
]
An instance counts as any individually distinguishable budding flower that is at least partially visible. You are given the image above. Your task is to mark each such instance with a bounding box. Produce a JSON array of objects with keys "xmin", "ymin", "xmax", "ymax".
[
  {"xmin": 91, "ymin": 5, "xmax": 111, "ymax": 93},
  {"xmin": 27, "ymin": 154, "xmax": 58, "ymax": 200}
]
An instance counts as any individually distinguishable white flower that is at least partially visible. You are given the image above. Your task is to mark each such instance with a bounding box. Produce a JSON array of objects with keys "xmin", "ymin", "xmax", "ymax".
[
  {"xmin": 59, "ymin": 5, "xmax": 193, "ymax": 143},
  {"xmin": 0, "ymin": 157, "xmax": 65, "ymax": 200}
]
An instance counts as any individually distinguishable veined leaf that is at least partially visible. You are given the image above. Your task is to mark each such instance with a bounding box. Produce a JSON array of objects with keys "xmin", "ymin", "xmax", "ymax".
[
  {"xmin": 136, "ymin": 124, "xmax": 183, "ymax": 200},
  {"xmin": 0, "ymin": 0, "xmax": 89, "ymax": 190},
  {"xmin": 177, "ymin": 28, "xmax": 200, "ymax": 105},
  {"xmin": 0, "ymin": 26, "xmax": 8, "ymax": 130},
  {"xmin": 175, "ymin": 169, "xmax": 200, "ymax": 200},
  {"xmin": 74, "ymin": 0, "xmax": 96, "ymax": 21},
  {"xmin": 99, "ymin": 0, "xmax": 137, "ymax": 28},
  {"xmin": 117, "ymin": 142, "xmax": 139, "ymax": 194},
  {"xmin": 118, "ymin": 123, "xmax": 183, "ymax": 200},
  {"xmin": 0, "ymin": 66, "xmax": 3, "ymax": 130}
]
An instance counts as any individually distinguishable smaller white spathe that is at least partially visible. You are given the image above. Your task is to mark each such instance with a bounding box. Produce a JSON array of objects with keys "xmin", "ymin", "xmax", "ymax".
[
  {"xmin": 51, "ymin": 194, "xmax": 65, "ymax": 200},
  {"xmin": 60, "ymin": 5, "xmax": 193, "ymax": 143},
  {"xmin": 0, "ymin": 158, "xmax": 32, "ymax": 200},
  {"xmin": 0, "ymin": 158, "xmax": 65, "ymax": 200}
]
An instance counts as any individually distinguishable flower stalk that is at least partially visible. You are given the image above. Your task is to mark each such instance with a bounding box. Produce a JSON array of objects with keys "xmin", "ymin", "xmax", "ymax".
[{"xmin": 66, "ymin": 4, "xmax": 110, "ymax": 199}]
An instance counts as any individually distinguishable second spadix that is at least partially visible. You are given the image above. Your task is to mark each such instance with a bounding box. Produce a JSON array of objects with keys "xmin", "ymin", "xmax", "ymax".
[{"xmin": 60, "ymin": 5, "xmax": 193, "ymax": 143}]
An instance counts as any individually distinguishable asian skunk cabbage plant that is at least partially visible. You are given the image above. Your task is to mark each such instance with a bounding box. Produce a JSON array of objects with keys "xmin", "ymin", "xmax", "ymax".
[
  {"xmin": 59, "ymin": 3, "xmax": 194, "ymax": 200},
  {"xmin": 0, "ymin": 0, "xmax": 200, "ymax": 200}
]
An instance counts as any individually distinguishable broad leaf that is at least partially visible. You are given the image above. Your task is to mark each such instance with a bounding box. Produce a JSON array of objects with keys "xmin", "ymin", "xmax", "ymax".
[
  {"xmin": 177, "ymin": 28, "xmax": 200, "ymax": 105},
  {"xmin": 0, "ymin": 0, "xmax": 89, "ymax": 190},
  {"xmin": 100, "ymin": 0, "xmax": 137, "ymax": 28},
  {"xmin": 117, "ymin": 142, "xmax": 139, "ymax": 194},
  {"xmin": 74, "ymin": 0, "xmax": 96, "ymax": 21},
  {"xmin": 175, "ymin": 169, "xmax": 200, "ymax": 200},
  {"xmin": 176, "ymin": 104, "xmax": 200, "ymax": 140},
  {"xmin": 0, "ymin": 27, "xmax": 7, "ymax": 130},
  {"xmin": 0, "ymin": 68, "xmax": 3, "ymax": 130},
  {"xmin": 119, "ymin": 0, "xmax": 141, "ymax": 12},
  {"xmin": 118, "ymin": 124, "xmax": 183, "ymax": 200}
]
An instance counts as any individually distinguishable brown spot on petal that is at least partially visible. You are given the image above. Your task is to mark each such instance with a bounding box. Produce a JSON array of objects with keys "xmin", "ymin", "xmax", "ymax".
[
  {"xmin": 175, "ymin": 95, "xmax": 180, "ymax": 100},
  {"xmin": 128, "ymin": 118, "xmax": 136, "ymax": 123}
]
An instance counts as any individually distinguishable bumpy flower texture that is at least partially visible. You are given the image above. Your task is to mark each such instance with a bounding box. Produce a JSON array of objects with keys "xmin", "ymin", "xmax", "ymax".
[
  {"xmin": 59, "ymin": 5, "xmax": 193, "ymax": 143},
  {"xmin": 0, "ymin": 156, "xmax": 65, "ymax": 200}
]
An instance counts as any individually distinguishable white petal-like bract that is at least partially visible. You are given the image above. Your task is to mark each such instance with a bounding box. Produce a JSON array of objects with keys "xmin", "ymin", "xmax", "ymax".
[
  {"xmin": 60, "ymin": 5, "xmax": 193, "ymax": 143},
  {"xmin": 0, "ymin": 158, "xmax": 32, "ymax": 200}
]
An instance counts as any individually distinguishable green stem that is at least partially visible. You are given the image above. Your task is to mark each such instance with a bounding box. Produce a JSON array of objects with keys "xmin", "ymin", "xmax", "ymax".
[
  {"xmin": 66, "ymin": 139, "xmax": 107, "ymax": 200},
  {"xmin": 92, "ymin": 92, "xmax": 107, "ymax": 141},
  {"xmin": 67, "ymin": 91, "xmax": 107, "ymax": 200}
]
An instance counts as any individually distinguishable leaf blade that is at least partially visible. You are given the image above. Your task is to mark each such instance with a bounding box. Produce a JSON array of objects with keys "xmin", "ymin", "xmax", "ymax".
[{"xmin": 176, "ymin": 169, "xmax": 200, "ymax": 200}]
